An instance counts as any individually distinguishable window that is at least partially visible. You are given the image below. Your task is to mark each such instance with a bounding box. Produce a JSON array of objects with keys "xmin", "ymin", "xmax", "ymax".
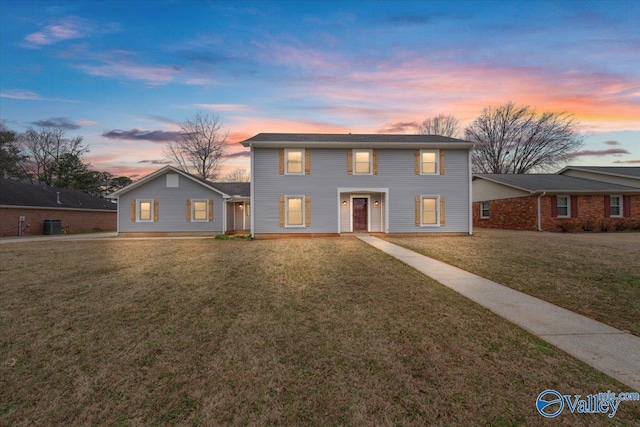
[
  {"xmin": 480, "ymin": 202, "xmax": 490, "ymax": 219},
  {"xmin": 286, "ymin": 149, "xmax": 304, "ymax": 174},
  {"xmin": 353, "ymin": 149, "xmax": 371, "ymax": 174},
  {"xmin": 610, "ymin": 195, "xmax": 622, "ymax": 217},
  {"xmin": 138, "ymin": 200, "xmax": 153, "ymax": 222},
  {"xmin": 557, "ymin": 196, "xmax": 569, "ymax": 217},
  {"xmin": 192, "ymin": 200, "xmax": 208, "ymax": 221},
  {"xmin": 421, "ymin": 196, "xmax": 439, "ymax": 226},
  {"xmin": 286, "ymin": 196, "xmax": 304, "ymax": 226},
  {"xmin": 420, "ymin": 150, "xmax": 439, "ymax": 174}
]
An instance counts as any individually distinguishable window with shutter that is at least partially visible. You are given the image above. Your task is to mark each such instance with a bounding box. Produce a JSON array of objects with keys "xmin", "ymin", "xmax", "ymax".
[
  {"xmin": 353, "ymin": 149, "xmax": 372, "ymax": 174},
  {"xmin": 285, "ymin": 149, "xmax": 304, "ymax": 174},
  {"xmin": 136, "ymin": 199, "xmax": 154, "ymax": 222},
  {"xmin": 610, "ymin": 195, "xmax": 622, "ymax": 217},
  {"xmin": 284, "ymin": 196, "xmax": 305, "ymax": 227},
  {"xmin": 556, "ymin": 196, "xmax": 569, "ymax": 217},
  {"xmin": 419, "ymin": 149, "xmax": 440, "ymax": 175},
  {"xmin": 416, "ymin": 195, "xmax": 441, "ymax": 227}
]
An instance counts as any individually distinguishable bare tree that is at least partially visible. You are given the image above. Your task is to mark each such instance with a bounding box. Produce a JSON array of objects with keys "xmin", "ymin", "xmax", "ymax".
[
  {"xmin": 0, "ymin": 122, "xmax": 29, "ymax": 179},
  {"xmin": 164, "ymin": 112, "xmax": 228, "ymax": 180},
  {"xmin": 20, "ymin": 126, "xmax": 88, "ymax": 184},
  {"xmin": 466, "ymin": 102, "xmax": 583, "ymax": 174},
  {"xmin": 223, "ymin": 168, "xmax": 250, "ymax": 182},
  {"xmin": 418, "ymin": 114, "xmax": 460, "ymax": 137}
]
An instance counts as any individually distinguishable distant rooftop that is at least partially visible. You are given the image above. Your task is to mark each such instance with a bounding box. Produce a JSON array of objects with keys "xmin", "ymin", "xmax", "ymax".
[
  {"xmin": 473, "ymin": 174, "xmax": 640, "ymax": 193},
  {"xmin": 0, "ymin": 178, "xmax": 117, "ymax": 210},
  {"xmin": 559, "ymin": 166, "xmax": 640, "ymax": 179}
]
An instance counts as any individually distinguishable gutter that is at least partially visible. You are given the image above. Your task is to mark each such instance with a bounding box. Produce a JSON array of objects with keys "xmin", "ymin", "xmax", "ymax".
[{"xmin": 536, "ymin": 191, "xmax": 546, "ymax": 231}]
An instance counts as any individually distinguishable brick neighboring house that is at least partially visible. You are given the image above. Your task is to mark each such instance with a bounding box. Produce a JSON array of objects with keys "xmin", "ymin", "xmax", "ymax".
[
  {"xmin": 472, "ymin": 173, "xmax": 640, "ymax": 232},
  {"xmin": 0, "ymin": 178, "xmax": 117, "ymax": 237}
]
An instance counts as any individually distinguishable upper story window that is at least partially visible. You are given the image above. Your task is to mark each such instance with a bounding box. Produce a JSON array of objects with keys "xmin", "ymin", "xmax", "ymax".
[
  {"xmin": 354, "ymin": 149, "xmax": 372, "ymax": 174},
  {"xmin": 610, "ymin": 195, "xmax": 622, "ymax": 217},
  {"xmin": 420, "ymin": 150, "xmax": 439, "ymax": 175},
  {"xmin": 285, "ymin": 149, "xmax": 304, "ymax": 174},
  {"xmin": 556, "ymin": 196, "xmax": 569, "ymax": 217}
]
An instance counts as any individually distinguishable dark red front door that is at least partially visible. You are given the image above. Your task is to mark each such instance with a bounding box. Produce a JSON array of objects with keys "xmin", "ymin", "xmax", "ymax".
[{"xmin": 353, "ymin": 198, "xmax": 368, "ymax": 231}]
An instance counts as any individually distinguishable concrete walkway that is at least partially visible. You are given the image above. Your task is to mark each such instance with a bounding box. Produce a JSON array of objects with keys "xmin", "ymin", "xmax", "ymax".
[{"xmin": 358, "ymin": 236, "xmax": 640, "ymax": 392}]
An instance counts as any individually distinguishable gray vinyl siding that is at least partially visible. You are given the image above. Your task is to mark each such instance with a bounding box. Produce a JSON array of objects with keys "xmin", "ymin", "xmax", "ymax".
[
  {"xmin": 252, "ymin": 148, "xmax": 471, "ymax": 233},
  {"xmin": 472, "ymin": 179, "xmax": 529, "ymax": 202},
  {"xmin": 118, "ymin": 172, "xmax": 225, "ymax": 233}
]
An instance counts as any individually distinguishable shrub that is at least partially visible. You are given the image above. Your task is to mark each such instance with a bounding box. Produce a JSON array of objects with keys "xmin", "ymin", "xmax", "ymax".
[
  {"xmin": 598, "ymin": 218, "xmax": 611, "ymax": 232},
  {"xmin": 613, "ymin": 219, "xmax": 629, "ymax": 231},
  {"xmin": 580, "ymin": 218, "xmax": 596, "ymax": 232},
  {"xmin": 557, "ymin": 220, "xmax": 580, "ymax": 233}
]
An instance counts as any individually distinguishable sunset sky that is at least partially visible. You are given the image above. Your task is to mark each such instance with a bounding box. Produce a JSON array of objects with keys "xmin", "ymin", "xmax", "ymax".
[{"xmin": 1, "ymin": 0, "xmax": 639, "ymax": 179}]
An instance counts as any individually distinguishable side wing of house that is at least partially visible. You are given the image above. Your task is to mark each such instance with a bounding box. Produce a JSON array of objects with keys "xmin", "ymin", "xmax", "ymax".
[
  {"xmin": 116, "ymin": 170, "xmax": 225, "ymax": 235},
  {"xmin": 559, "ymin": 168, "xmax": 640, "ymax": 188},
  {"xmin": 472, "ymin": 178, "xmax": 529, "ymax": 202},
  {"xmin": 250, "ymin": 141, "xmax": 473, "ymax": 235}
]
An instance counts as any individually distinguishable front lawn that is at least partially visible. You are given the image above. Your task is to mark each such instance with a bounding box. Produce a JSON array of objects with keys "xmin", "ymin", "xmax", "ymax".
[
  {"xmin": 385, "ymin": 229, "xmax": 640, "ymax": 336},
  {"xmin": 1, "ymin": 238, "xmax": 638, "ymax": 425}
]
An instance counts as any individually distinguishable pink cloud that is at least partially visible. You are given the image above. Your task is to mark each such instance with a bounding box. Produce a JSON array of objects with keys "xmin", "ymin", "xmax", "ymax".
[
  {"xmin": 0, "ymin": 89, "xmax": 41, "ymax": 100},
  {"xmin": 264, "ymin": 52, "xmax": 640, "ymax": 132},
  {"xmin": 567, "ymin": 148, "xmax": 631, "ymax": 158},
  {"xmin": 21, "ymin": 16, "xmax": 119, "ymax": 49},
  {"xmin": 76, "ymin": 62, "xmax": 178, "ymax": 85},
  {"xmin": 194, "ymin": 103, "xmax": 256, "ymax": 112}
]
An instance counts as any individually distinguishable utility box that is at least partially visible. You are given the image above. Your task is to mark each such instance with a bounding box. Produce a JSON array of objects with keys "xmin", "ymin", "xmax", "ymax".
[{"xmin": 43, "ymin": 219, "xmax": 63, "ymax": 235}]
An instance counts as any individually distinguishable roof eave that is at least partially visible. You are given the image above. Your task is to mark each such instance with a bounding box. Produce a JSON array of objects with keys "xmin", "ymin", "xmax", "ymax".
[
  {"xmin": 241, "ymin": 141, "xmax": 475, "ymax": 149},
  {"xmin": 107, "ymin": 165, "xmax": 231, "ymax": 198}
]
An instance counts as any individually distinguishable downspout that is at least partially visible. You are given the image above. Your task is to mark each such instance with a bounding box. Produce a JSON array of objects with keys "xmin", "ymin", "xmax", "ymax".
[
  {"xmin": 249, "ymin": 144, "xmax": 255, "ymax": 238},
  {"xmin": 468, "ymin": 150, "xmax": 473, "ymax": 235},
  {"xmin": 537, "ymin": 191, "xmax": 546, "ymax": 231}
]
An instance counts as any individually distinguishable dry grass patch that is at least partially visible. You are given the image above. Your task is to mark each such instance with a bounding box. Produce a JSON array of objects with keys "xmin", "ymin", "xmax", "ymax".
[
  {"xmin": 385, "ymin": 229, "xmax": 640, "ymax": 336},
  {"xmin": 1, "ymin": 238, "xmax": 638, "ymax": 425}
]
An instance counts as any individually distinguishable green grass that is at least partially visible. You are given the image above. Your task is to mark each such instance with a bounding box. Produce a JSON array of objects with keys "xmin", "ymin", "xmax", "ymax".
[
  {"xmin": 385, "ymin": 229, "xmax": 640, "ymax": 336},
  {"xmin": 1, "ymin": 238, "xmax": 638, "ymax": 425}
]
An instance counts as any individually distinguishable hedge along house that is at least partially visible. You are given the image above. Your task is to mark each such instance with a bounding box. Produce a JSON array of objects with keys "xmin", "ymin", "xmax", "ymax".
[
  {"xmin": 108, "ymin": 166, "xmax": 250, "ymax": 236},
  {"xmin": 241, "ymin": 133, "xmax": 475, "ymax": 237},
  {"xmin": 472, "ymin": 174, "xmax": 640, "ymax": 232},
  {"xmin": 0, "ymin": 178, "xmax": 116, "ymax": 237}
]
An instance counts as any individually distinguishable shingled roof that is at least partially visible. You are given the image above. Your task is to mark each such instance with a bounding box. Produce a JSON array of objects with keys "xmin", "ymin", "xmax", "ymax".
[
  {"xmin": 558, "ymin": 166, "xmax": 640, "ymax": 179},
  {"xmin": 473, "ymin": 174, "xmax": 640, "ymax": 193},
  {"xmin": 0, "ymin": 179, "xmax": 117, "ymax": 210},
  {"xmin": 209, "ymin": 182, "xmax": 250, "ymax": 197},
  {"xmin": 242, "ymin": 133, "xmax": 469, "ymax": 143}
]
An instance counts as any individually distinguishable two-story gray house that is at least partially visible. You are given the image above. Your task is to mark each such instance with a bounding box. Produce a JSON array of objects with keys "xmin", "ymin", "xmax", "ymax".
[{"xmin": 242, "ymin": 133, "xmax": 474, "ymax": 237}]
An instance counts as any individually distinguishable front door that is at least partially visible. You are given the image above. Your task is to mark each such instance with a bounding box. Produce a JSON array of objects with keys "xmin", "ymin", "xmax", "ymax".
[{"xmin": 353, "ymin": 198, "xmax": 368, "ymax": 231}]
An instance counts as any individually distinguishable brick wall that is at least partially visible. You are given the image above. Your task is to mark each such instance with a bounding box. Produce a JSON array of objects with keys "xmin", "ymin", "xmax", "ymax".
[
  {"xmin": 0, "ymin": 207, "xmax": 116, "ymax": 237},
  {"xmin": 473, "ymin": 196, "xmax": 538, "ymax": 230},
  {"xmin": 474, "ymin": 195, "xmax": 640, "ymax": 232}
]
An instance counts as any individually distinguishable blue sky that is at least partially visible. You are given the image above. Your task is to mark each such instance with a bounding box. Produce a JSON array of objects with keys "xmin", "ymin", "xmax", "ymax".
[{"xmin": 1, "ymin": 0, "xmax": 639, "ymax": 178}]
